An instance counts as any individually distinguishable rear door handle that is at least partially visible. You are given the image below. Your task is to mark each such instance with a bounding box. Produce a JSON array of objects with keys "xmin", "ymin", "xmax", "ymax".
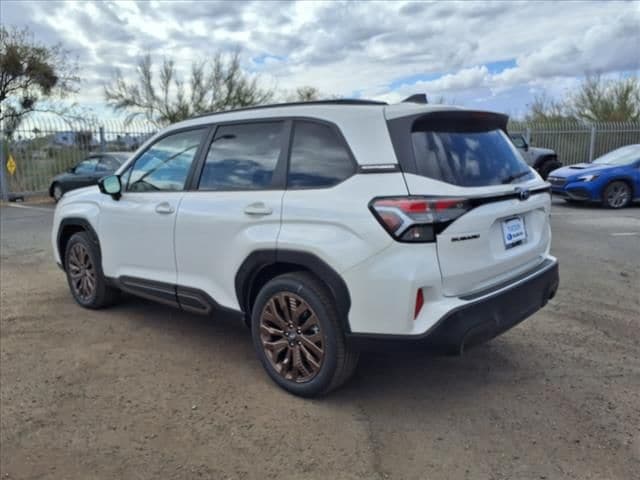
[
  {"xmin": 155, "ymin": 202, "xmax": 175, "ymax": 215},
  {"xmin": 244, "ymin": 202, "xmax": 272, "ymax": 216}
]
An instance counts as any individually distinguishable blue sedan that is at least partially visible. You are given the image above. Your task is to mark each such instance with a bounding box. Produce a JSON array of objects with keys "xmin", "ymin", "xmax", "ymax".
[{"xmin": 547, "ymin": 144, "xmax": 640, "ymax": 208}]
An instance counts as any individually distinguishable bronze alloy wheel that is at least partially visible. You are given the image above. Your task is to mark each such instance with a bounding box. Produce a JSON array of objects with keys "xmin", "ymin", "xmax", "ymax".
[
  {"xmin": 67, "ymin": 243, "xmax": 96, "ymax": 302},
  {"xmin": 259, "ymin": 292, "xmax": 324, "ymax": 383}
]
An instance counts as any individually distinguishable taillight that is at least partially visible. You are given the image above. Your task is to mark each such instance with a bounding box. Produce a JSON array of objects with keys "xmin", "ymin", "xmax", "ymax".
[{"xmin": 370, "ymin": 196, "xmax": 470, "ymax": 242}]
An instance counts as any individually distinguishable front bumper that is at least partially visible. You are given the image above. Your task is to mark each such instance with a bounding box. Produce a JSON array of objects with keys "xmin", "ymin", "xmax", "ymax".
[
  {"xmin": 551, "ymin": 179, "xmax": 603, "ymax": 201},
  {"xmin": 348, "ymin": 259, "xmax": 559, "ymax": 353}
]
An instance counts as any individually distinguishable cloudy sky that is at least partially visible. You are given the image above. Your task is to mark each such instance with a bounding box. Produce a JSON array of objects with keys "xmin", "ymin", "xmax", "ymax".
[{"xmin": 2, "ymin": 0, "xmax": 639, "ymax": 119}]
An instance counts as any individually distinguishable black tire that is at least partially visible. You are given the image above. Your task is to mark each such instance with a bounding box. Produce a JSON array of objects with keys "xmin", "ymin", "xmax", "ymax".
[
  {"xmin": 538, "ymin": 159, "xmax": 561, "ymax": 180},
  {"xmin": 51, "ymin": 183, "xmax": 63, "ymax": 202},
  {"xmin": 64, "ymin": 232, "xmax": 120, "ymax": 309},
  {"xmin": 602, "ymin": 180, "xmax": 632, "ymax": 209},
  {"xmin": 251, "ymin": 272, "xmax": 358, "ymax": 397}
]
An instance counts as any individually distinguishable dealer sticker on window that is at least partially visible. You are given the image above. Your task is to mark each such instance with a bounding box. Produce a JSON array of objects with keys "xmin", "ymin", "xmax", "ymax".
[{"xmin": 502, "ymin": 216, "xmax": 527, "ymax": 249}]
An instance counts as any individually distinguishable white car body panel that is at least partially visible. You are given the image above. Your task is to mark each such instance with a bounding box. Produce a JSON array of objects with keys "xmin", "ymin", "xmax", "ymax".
[
  {"xmin": 175, "ymin": 190, "xmax": 285, "ymax": 311},
  {"xmin": 278, "ymin": 173, "xmax": 407, "ymax": 274},
  {"xmin": 52, "ymin": 101, "xmax": 557, "ymax": 339},
  {"xmin": 99, "ymin": 192, "xmax": 184, "ymax": 284}
]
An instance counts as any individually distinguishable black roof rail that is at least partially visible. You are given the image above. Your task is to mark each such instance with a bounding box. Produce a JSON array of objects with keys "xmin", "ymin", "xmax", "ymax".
[
  {"xmin": 188, "ymin": 99, "xmax": 387, "ymax": 120},
  {"xmin": 402, "ymin": 93, "xmax": 428, "ymax": 104}
]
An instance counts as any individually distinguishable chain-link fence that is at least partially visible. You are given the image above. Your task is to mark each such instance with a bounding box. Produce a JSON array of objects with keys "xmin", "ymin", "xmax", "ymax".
[
  {"xmin": 1, "ymin": 117, "xmax": 639, "ymax": 199},
  {"xmin": 1, "ymin": 117, "xmax": 156, "ymax": 199},
  {"xmin": 509, "ymin": 121, "xmax": 640, "ymax": 166}
]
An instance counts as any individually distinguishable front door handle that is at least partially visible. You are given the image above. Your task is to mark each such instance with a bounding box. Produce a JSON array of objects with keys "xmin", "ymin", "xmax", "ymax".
[
  {"xmin": 244, "ymin": 202, "xmax": 272, "ymax": 216},
  {"xmin": 155, "ymin": 202, "xmax": 175, "ymax": 215}
]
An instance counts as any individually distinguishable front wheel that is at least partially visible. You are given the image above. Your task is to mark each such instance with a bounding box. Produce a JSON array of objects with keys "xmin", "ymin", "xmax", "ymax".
[
  {"xmin": 64, "ymin": 232, "xmax": 120, "ymax": 309},
  {"xmin": 52, "ymin": 184, "xmax": 63, "ymax": 202},
  {"xmin": 538, "ymin": 159, "xmax": 561, "ymax": 180},
  {"xmin": 251, "ymin": 272, "xmax": 358, "ymax": 397},
  {"xmin": 602, "ymin": 181, "xmax": 631, "ymax": 209}
]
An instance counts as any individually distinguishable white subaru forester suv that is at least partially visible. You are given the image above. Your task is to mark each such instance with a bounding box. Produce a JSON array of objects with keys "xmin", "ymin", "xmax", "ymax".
[{"xmin": 52, "ymin": 98, "xmax": 559, "ymax": 397}]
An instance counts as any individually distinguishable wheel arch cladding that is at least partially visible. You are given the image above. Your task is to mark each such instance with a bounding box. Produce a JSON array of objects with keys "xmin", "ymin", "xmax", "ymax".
[
  {"xmin": 57, "ymin": 218, "xmax": 101, "ymax": 268},
  {"xmin": 235, "ymin": 249, "xmax": 352, "ymax": 332}
]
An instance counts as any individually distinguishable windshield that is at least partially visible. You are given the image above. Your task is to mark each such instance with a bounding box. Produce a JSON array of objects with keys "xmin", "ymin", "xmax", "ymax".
[
  {"xmin": 410, "ymin": 128, "xmax": 534, "ymax": 187},
  {"xmin": 593, "ymin": 145, "xmax": 640, "ymax": 166}
]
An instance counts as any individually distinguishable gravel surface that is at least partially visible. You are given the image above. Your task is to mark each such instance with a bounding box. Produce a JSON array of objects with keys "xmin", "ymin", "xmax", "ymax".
[{"xmin": 1, "ymin": 199, "xmax": 639, "ymax": 480}]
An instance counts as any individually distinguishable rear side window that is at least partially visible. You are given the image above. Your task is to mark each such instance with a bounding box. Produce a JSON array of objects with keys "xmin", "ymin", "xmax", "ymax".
[
  {"xmin": 199, "ymin": 122, "xmax": 285, "ymax": 190},
  {"xmin": 411, "ymin": 129, "xmax": 533, "ymax": 187},
  {"xmin": 96, "ymin": 156, "xmax": 121, "ymax": 172},
  {"xmin": 288, "ymin": 121, "xmax": 354, "ymax": 188},
  {"xmin": 75, "ymin": 158, "xmax": 98, "ymax": 174}
]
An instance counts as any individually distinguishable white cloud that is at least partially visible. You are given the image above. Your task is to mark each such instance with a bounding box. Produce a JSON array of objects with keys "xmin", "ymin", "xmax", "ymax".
[{"xmin": 1, "ymin": 0, "xmax": 638, "ymax": 116}]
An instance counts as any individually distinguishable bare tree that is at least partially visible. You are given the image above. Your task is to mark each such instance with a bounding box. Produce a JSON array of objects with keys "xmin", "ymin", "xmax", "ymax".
[
  {"xmin": 104, "ymin": 51, "xmax": 274, "ymax": 126},
  {"xmin": 525, "ymin": 75, "xmax": 640, "ymax": 122},
  {"xmin": 293, "ymin": 86, "xmax": 321, "ymax": 102},
  {"xmin": 525, "ymin": 93, "xmax": 570, "ymax": 122},
  {"xmin": 0, "ymin": 26, "xmax": 79, "ymax": 136}
]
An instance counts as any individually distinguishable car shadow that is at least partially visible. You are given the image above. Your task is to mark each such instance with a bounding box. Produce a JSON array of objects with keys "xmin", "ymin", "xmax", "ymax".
[{"xmin": 107, "ymin": 294, "xmax": 531, "ymax": 399}]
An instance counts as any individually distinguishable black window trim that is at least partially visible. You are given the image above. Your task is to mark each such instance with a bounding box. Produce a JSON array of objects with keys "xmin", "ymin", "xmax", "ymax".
[
  {"xmin": 186, "ymin": 116, "xmax": 358, "ymax": 192},
  {"xmin": 116, "ymin": 116, "xmax": 360, "ymax": 194},
  {"xmin": 189, "ymin": 119, "xmax": 292, "ymax": 192},
  {"xmin": 285, "ymin": 118, "xmax": 358, "ymax": 191},
  {"xmin": 121, "ymin": 125, "xmax": 212, "ymax": 194}
]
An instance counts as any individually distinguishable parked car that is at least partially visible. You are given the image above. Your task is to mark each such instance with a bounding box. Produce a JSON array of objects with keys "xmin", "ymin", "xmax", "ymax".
[
  {"xmin": 49, "ymin": 152, "xmax": 130, "ymax": 201},
  {"xmin": 547, "ymin": 144, "xmax": 640, "ymax": 208},
  {"xmin": 510, "ymin": 134, "xmax": 561, "ymax": 179},
  {"xmin": 51, "ymin": 99, "xmax": 559, "ymax": 397}
]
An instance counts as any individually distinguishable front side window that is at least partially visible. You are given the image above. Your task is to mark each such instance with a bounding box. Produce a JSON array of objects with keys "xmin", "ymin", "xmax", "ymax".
[
  {"xmin": 288, "ymin": 121, "xmax": 354, "ymax": 188},
  {"xmin": 127, "ymin": 129, "xmax": 206, "ymax": 192},
  {"xmin": 75, "ymin": 158, "xmax": 98, "ymax": 174},
  {"xmin": 198, "ymin": 122, "xmax": 285, "ymax": 190}
]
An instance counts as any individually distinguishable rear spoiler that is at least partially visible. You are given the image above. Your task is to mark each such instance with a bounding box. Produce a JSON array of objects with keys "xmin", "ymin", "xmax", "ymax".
[{"xmin": 411, "ymin": 110, "xmax": 509, "ymax": 133}]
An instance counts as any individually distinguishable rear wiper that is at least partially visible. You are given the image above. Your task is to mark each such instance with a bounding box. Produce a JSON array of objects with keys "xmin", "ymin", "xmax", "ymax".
[{"xmin": 501, "ymin": 170, "xmax": 531, "ymax": 184}]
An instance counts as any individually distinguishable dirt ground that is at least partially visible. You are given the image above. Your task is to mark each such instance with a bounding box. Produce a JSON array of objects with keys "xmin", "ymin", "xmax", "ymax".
[{"xmin": 1, "ymin": 200, "xmax": 639, "ymax": 480}]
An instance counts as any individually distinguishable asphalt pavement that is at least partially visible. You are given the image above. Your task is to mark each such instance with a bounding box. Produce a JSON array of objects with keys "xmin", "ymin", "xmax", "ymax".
[{"xmin": 1, "ymin": 198, "xmax": 638, "ymax": 480}]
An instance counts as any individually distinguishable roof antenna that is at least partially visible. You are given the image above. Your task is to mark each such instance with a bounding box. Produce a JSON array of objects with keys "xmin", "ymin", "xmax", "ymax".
[{"xmin": 402, "ymin": 93, "xmax": 428, "ymax": 104}]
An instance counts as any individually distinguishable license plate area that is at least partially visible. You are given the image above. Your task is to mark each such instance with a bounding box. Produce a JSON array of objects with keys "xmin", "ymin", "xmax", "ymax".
[{"xmin": 502, "ymin": 215, "xmax": 527, "ymax": 249}]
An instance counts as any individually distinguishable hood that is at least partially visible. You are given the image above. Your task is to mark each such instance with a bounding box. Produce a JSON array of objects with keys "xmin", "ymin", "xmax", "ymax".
[
  {"xmin": 529, "ymin": 146, "xmax": 555, "ymax": 156},
  {"xmin": 549, "ymin": 163, "xmax": 613, "ymax": 179}
]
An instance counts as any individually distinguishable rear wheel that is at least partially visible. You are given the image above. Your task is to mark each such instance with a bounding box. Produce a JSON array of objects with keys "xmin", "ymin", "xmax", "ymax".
[
  {"xmin": 602, "ymin": 181, "xmax": 631, "ymax": 209},
  {"xmin": 251, "ymin": 272, "xmax": 358, "ymax": 397},
  {"xmin": 64, "ymin": 232, "xmax": 120, "ymax": 309}
]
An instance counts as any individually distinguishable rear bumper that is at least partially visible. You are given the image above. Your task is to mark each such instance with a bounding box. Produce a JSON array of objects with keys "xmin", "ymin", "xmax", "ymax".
[{"xmin": 348, "ymin": 259, "xmax": 559, "ymax": 353}]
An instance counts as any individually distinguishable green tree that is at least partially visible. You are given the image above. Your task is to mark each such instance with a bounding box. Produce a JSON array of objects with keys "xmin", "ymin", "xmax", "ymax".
[
  {"xmin": 0, "ymin": 26, "xmax": 79, "ymax": 136},
  {"xmin": 104, "ymin": 51, "xmax": 274, "ymax": 127},
  {"xmin": 569, "ymin": 75, "xmax": 640, "ymax": 122}
]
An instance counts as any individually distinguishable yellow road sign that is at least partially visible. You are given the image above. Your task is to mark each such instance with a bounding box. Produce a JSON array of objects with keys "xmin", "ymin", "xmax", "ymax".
[{"xmin": 6, "ymin": 154, "xmax": 16, "ymax": 175}]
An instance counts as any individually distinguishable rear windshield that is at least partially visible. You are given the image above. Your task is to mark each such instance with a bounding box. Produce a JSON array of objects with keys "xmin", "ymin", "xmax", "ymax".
[{"xmin": 410, "ymin": 129, "xmax": 534, "ymax": 187}]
